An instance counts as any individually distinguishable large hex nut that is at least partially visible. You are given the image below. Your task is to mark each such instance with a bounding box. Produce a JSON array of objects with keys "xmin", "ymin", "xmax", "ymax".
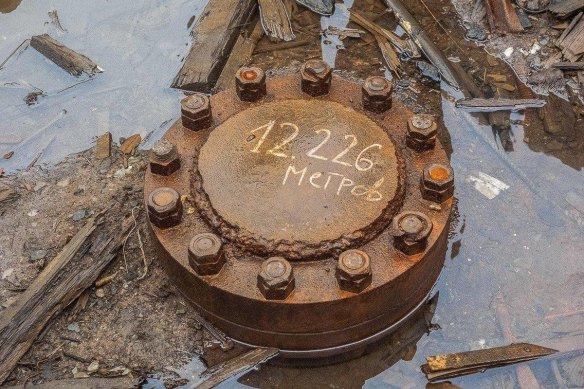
[
  {"xmin": 149, "ymin": 139, "xmax": 180, "ymax": 176},
  {"xmin": 300, "ymin": 60, "xmax": 332, "ymax": 97},
  {"xmin": 389, "ymin": 212, "xmax": 433, "ymax": 255},
  {"xmin": 235, "ymin": 67, "xmax": 267, "ymax": 102},
  {"xmin": 406, "ymin": 114, "xmax": 437, "ymax": 152},
  {"xmin": 257, "ymin": 257, "xmax": 295, "ymax": 300},
  {"xmin": 362, "ymin": 76, "xmax": 393, "ymax": 113},
  {"xmin": 181, "ymin": 94, "xmax": 212, "ymax": 131},
  {"xmin": 147, "ymin": 187, "xmax": 183, "ymax": 229},
  {"xmin": 336, "ymin": 250, "xmax": 372, "ymax": 293},
  {"xmin": 421, "ymin": 163, "xmax": 454, "ymax": 203},
  {"xmin": 188, "ymin": 233, "xmax": 226, "ymax": 276}
]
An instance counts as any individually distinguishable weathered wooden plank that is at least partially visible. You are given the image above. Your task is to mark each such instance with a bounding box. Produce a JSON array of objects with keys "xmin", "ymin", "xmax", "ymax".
[
  {"xmin": 484, "ymin": 0, "xmax": 523, "ymax": 33},
  {"xmin": 258, "ymin": 0, "xmax": 295, "ymax": 41},
  {"xmin": 0, "ymin": 211, "xmax": 133, "ymax": 384},
  {"xmin": 455, "ymin": 98, "xmax": 545, "ymax": 111},
  {"xmin": 552, "ymin": 61, "xmax": 584, "ymax": 70},
  {"xmin": 216, "ymin": 20, "xmax": 264, "ymax": 91},
  {"xmin": 2, "ymin": 377, "xmax": 139, "ymax": 389},
  {"xmin": 30, "ymin": 34, "xmax": 102, "ymax": 77},
  {"xmin": 549, "ymin": 0, "xmax": 584, "ymax": 18},
  {"xmin": 197, "ymin": 348, "xmax": 279, "ymax": 389},
  {"xmin": 171, "ymin": 0, "xmax": 257, "ymax": 92},
  {"xmin": 559, "ymin": 17, "xmax": 584, "ymax": 61}
]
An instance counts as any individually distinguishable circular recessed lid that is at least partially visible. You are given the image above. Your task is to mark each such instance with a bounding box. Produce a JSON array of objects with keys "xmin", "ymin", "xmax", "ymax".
[{"xmin": 195, "ymin": 99, "xmax": 404, "ymax": 257}]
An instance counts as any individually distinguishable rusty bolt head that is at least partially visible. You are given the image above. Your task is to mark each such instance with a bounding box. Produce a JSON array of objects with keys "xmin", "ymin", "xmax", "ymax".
[
  {"xmin": 257, "ymin": 257, "xmax": 295, "ymax": 300},
  {"xmin": 362, "ymin": 76, "xmax": 392, "ymax": 113},
  {"xmin": 181, "ymin": 93, "xmax": 212, "ymax": 131},
  {"xmin": 421, "ymin": 163, "xmax": 454, "ymax": 203},
  {"xmin": 235, "ymin": 67, "xmax": 267, "ymax": 102},
  {"xmin": 188, "ymin": 233, "xmax": 226, "ymax": 275},
  {"xmin": 300, "ymin": 60, "xmax": 332, "ymax": 97},
  {"xmin": 389, "ymin": 212, "xmax": 433, "ymax": 255},
  {"xmin": 336, "ymin": 250, "xmax": 372, "ymax": 293},
  {"xmin": 149, "ymin": 139, "xmax": 180, "ymax": 176},
  {"xmin": 407, "ymin": 114, "xmax": 438, "ymax": 140},
  {"xmin": 147, "ymin": 187, "xmax": 183, "ymax": 229}
]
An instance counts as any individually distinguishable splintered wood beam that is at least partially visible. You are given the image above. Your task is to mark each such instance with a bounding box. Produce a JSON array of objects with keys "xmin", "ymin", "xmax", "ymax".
[
  {"xmin": 484, "ymin": 0, "xmax": 523, "ymax": 34},
  {"xmin": 0, "ymin": 211, "xmax": 133, "ymax": 385},
  {"xmin": 171, "ymin": 0, "xmax": 257, "ymax": 92},
  {"xmin": 30, "ymin": 34, "xmax": 102, "ymax": 77}
]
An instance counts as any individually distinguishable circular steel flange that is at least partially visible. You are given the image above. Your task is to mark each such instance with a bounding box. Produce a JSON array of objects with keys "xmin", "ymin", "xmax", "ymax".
[{"xmin": 144, "ymin": 72, "xmax": 452, "ymax": 358}]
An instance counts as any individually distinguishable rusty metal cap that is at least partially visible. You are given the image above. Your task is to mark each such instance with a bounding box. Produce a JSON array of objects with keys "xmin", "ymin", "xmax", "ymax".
[
  {"xmin": 422, "ymin": 163, "xmax": 454, "ymax": 191},
  {"xmin": 408, "ymin": 114, "xmax": 438, "ymax": 140},
  {"xmin": 390, "ymin": 211, "xmax": 433, "ymax": 242},
  {"xmin": 235, "ymin": 67, "xmax": 267, "ymax": 102},
  {"xmin": 336, "ymin": 249, "xmax": 373, "ymax": 293},
  {"xmin": 189, "ymin": 233, "xmax": 223, "ymax": 264},
  {"xmin": 147, "ymin": 187, "xmax": 181, "ymax": 217},
  {"xmin": 257, "ymin": 257, "xmax": 295, "ymax": 300}
]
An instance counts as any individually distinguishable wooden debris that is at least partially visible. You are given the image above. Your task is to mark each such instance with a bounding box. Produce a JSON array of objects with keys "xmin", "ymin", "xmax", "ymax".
[
  {"xmin": 549, "ymin": 0, "xmax": 584, "ymax": 18},
  {"xmin": 0, "ymin": 183, "xmax": 18, "ymax": 206},
  {"xmin": 455, "ymin": 98, "xmax": 546, "ymax": 111},
  {"xmin": 198, "ymin": 348, "xmax": 279, "ymax": 389},
  {"xmin": 324, "ymin": 26, "xmax": 365, "ymax": 40},
  {"xmin": 254, "ymin": 36, "xmax": 313, "ymax": 54},
  {"xmin": 384, "ymin": 0, "xmax": 459, "ymax": 87},
  {"xmin": 95, "ymin": 271, "xmax": 117, "ymax": 288},
  {"xmin": 170, "ymin": 0, "xmax": 257, "ymax": 92},
  {"xmin": 2, "ymin": 151, "xmax": 14, "ymax": 160},
  {"xmin": 95, "ymin": 132, "xmax": 112, "ymax": 159},
  {"xmin": 2, "ymin": 377, "xmax": 139, "ymax": 389},
  {"xmin": 484, "ymin": 0, "xmax": 524, "ymax": 33},
  {"xmin": 538, "ymin": 93, "xmax": 575, "ymax": 134},
  {"xmin": 258, "ymin": 0, "xmax": 295, "ymax": 41},
  {"xmin": 0, "ymin": 211, "xmax": 134, "ymax": 384},
  {"xmin": 557, "ymin": 14, "xmax": 584, "ymax": 61},
  {"xmin": 30, "ymin": 34, "xmax": 102, "ymax": 77},
  {"xmin": 48, "ymin": 9, "xmax": 67, "ymax": 33},
  {"xmin": 216, "ymin": 20, "xmax": 264, "ymax": 91},
  {"xmin": 294, "ymin": 0, "xmax": 334, "ymax": 15},
  {"xmin": 119, "ymin": 134, "xmax": 141, "ymax": 155},
  {"xmin": 552, "ymin": 61, "xmax": 584, "ymax": 70},
  {"xmin": 0, "ymin": 168, "xmax": 3, "ymax": 177},
  {"xmin": 421, "ymin": 343, "xmax": 557, "ymax": 381}
]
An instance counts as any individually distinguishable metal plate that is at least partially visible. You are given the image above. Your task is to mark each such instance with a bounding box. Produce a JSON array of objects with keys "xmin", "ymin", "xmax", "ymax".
[{"xmin": 144, "ymin": 72, "xmax": 452, "ymax": 357}]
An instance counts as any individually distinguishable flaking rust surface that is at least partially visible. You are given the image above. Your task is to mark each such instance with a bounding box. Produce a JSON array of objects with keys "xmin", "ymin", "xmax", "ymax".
[{"xmin": 196, "ymin": 99, "xmax": 403, "ymax": 259}]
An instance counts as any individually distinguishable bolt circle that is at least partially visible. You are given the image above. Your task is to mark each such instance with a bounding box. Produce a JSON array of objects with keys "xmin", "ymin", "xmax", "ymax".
[
  {"xmin": 266, "ymin": 260, "xmax": 286, "ymax": 277},
  {"xmin": 391, "ymin": 211, "xmax": 433, "ymax": 242},
  {"xmin": 241, "ymin": 69, "xmax": 259, "ymax": 81},
  {"xmin": 411, "ymin": 114, "xmax": 434, "ymax": 130},
  {"xmin": 152, "ymin": 139, "xmax": 174, "ymax": 160},
  {"xmin": 305, "ymin": 59, "xmax": 327, "ymax": 74},
  {"xmin": 399, "ymin": 215, "xmax": 425, "ymax": 235}
]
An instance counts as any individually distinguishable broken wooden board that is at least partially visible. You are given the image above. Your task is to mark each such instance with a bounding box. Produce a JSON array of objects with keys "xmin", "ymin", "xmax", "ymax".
[
  {"xmin": 558, "ymin": 16, "xmax": 584, "ymax": 61},
  {"xmin": 551, "ymin": 61, "xmax": 584, "ymax": 70},
  {"xmin": 197, "ymin": 348, "xmax": 279, "ymax": 389},
  {"xmin": 119, "ymin": 134, "xmax": 141, "ymax": 155},
  {"xmin": 0, "ymin": 211, "xmax": 134, "ymax": 384},
  {"xmin": 2, "ymin": 377, "xmax": 139, "ymax": 389},
  {"xmin": 484, "ymin": 0, "xmax": 524, "ymax": 33},
  {"xmin": 0, "ymin": 183, "xmax": 18, "ymax": 207},
  {"xmin": 170, "ymin": 0, "xmax": 257, "ymax": 92},
  {"xmin": 258, "ymin": 0, "xmax": 295, "ymax": 41},
  {"xmin": 30, "ymin": 34, "xmax": 102, "ymax": 77},
  {"xmin": 421, "ymin": 343, "xmax": 557, "ymax": 382},
  {"xmin": 455, "ymin": 98, "xmax": 545, "ymax": 111},
  {"xmin": 216, "ymin": 20, "xmax": 264, "ymax": 91},
  {"xmin": 538, "ymin": 93, "xmax": 576, "ymax": 134},
  {"xmin": 294, "ymin": 0, "xmax": 334, "ymax": 15},
  {"xmin": 549, "ymin": 0, "xmax": 584, "ymax": 18},
  {"xmin": 95, "ymin": 132, "xmax": 112, "ymax": 159}
]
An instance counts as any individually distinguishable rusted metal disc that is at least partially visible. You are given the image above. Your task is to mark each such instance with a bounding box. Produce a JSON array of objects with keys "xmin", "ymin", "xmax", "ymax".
[
  {"xmin": 195, "ymin": 99, "xmax": 404, "ymax": 259},
  {"xmin": 144, "ymin": 72, "xmax": 452, "ymax": 359}
]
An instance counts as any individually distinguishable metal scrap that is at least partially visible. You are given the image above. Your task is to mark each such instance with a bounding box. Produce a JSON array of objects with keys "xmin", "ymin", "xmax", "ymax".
[{"xmin": 421, "ymin": 343, "xmax": 557, "ymax": 382}]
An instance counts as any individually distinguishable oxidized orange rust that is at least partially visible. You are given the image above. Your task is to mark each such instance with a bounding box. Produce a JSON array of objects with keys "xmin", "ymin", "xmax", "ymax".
[{"xmin": 144, "ymin": 72, "xmax": 453, "ymax": 358}]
